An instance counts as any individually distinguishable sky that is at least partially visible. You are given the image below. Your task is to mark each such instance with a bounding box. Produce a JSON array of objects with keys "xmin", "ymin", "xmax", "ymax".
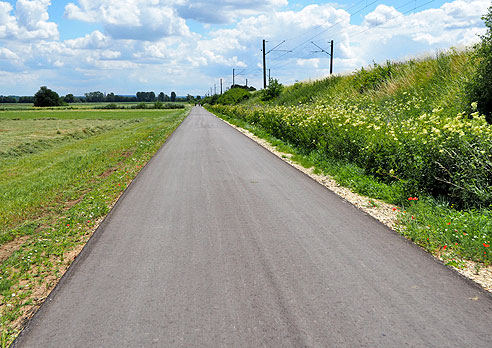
[{"xmin": 0, "ymin": 0, "xmax": 490, "ymax": 96}]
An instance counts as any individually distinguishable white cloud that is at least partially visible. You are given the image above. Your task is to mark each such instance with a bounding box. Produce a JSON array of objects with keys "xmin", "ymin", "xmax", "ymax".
[
  {"xmin": 65, "ymin": 0, "xmax": 190, "ymax": 40},
  {"xmin": 0, "ymin": 47, "xmax": 18, "ymax": 59},
  {"xmin": 0, "ymin": 0, "xmax": 58, "ymax": 41},
  {"xmin": 65, "ymin": 30, "xmax": 110, "ymax": 49},
  {"xmin": 363, "ymin": 5, "xmax": 401, "ymax": 27},
  {"xmin": 175, "ymin": 0, "xmax": 287, "ymax": 24}
]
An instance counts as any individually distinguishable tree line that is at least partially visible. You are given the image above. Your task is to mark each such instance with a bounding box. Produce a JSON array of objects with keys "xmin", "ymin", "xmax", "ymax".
[{"xmin": 0, "ymin": 87, "xmax": 195, "ymax": 106}]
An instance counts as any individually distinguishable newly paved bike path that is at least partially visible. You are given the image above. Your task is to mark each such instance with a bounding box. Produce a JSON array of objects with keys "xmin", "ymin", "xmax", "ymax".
[{"xmin": 14, "ymin": 107, "xmax": 492, "ymax": 347}]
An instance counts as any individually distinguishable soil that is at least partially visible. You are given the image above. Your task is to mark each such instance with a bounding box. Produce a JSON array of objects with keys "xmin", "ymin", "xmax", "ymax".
[{"xmin": 0, "ymin": 235, "xmax": 30, "ymax": 263}]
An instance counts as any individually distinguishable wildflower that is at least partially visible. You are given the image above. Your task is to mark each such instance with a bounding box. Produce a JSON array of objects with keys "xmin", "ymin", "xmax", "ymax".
[
  {"xmin": 411, "ymin": 216, "xmax": 415, "ymax": 220},
  {"xmin": 67, "ymin": 224, "xmax": 70, "ymax": 227},
  {"xmin": 443, "ymin": 245, "xmax": 447, "ymax": 250},
  {"xmin": 463, "ymin": 232, "xmax": 467, "ymax": 236},
  {"xmin": 447, "ymin": 222, "xmax": 451, "ymax": 225},
  {"xmin": 392, "ymin": 207, "xmax": 397, "ymax": 211},
  {"xmin": 484, "ymin": 243, "xmax": 490, "ymax": 248}
]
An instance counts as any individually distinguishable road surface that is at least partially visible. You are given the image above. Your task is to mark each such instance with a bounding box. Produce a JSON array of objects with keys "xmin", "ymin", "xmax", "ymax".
[{"xmin": 14, "ymin": 106, "xmax": 492, "ymax": 347}]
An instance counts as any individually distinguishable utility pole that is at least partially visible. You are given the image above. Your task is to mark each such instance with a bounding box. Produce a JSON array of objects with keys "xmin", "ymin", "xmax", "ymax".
[
  {"xmin": 232, "ymin": 68, "xmax": 235, "ymax": 87},
  {"xmin": 245, "ymin": 78, "xmax": 248, "ymax": 87},
  {"xmin": 214, "ymin": 84, "xmax": 216, "ymax": 95},
  {"xmin": 220, "ymin": 78, "xmax": 223, "ymax": 94},
  {"xmin": 311, "ymin": 40, "xmax": 334, "ymax": 75},
  {"xmin": 330, "ymin": 40, "xmax": 334, "ymax": 75},
  {"xmin": 262, "ymin": 39, "xmax": 289, "ymax": 89},
  {"xmin": 262, "ymin": 39, "xmax": 267, "ymax": 89},
  {"xmin": 268, "ymin": 69, "xmax": 271, "ymax": 82}
]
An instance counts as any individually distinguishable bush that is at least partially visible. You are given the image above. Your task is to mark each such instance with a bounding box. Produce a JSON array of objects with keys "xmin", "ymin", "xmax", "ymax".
[
  {"xmin": 33, "ymin": 86, "xmax": 62, "ymax": 107},
  {"xmin": 261, "ymin": 78, "xmax": 283, "ymax": 101},
  {"xmin": 216, "ymin": 88, "xmax": 250, "ymax": 105},
  {"xmin": 353, "ymin": 61, "xmax": 394, "ymax": 93},
  {"xmin": 467, "ymin": 5, "xmax": 492, "ymax": 123}
]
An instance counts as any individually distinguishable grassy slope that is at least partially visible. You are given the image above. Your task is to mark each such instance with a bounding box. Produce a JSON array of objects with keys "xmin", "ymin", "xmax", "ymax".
[
  {"xmin": 208, "ymin": 49, "xmax": 492, "ymax": 266},
  {"xmin": 0, "ymin": 107, "xmax": 189, "ymax": 345}
]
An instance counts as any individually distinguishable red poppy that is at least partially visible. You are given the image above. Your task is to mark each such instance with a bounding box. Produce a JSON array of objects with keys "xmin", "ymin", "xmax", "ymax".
[
  {"xmin": 67, "ymin": 224, "xmax": 70, "ymax": 227},
  {"xmin": 392, "ymin": 207, "xmax": 397, "ymax": 211},
  {"xmin": 443, "ymin": 245, "xmax": 447, "ymax": 250},
  {"xmin": 411, "ymin": 216, "xmax": 415, "ymax": 220},
  {"xmin": 447, "ymin": 222, "xmax": 451, "ymax": 225},
  {"xmin": 484, "ymin": 243, "xmax": 490, "ymax": 248}
]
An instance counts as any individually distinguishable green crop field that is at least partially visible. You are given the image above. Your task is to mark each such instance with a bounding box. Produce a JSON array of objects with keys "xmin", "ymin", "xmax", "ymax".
[{"xmin": 0, "ymin": 106, "xmax": 189, "ymax": 345}]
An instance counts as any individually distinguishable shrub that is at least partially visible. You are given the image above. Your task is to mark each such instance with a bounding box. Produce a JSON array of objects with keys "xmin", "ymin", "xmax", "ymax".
[
  {"xmin": 467, "ymin": 5, "xmax": 492, "ymax": 123},
  {"xmin": 216, "ymin": 88, "xmax": 250, "ymax": 105},
  {"xmin": 353, "ymin": 61, "xmax": 394, "ymax": 93},
  {"xmin": 261, "ymin": 78, "xmax": 283, "ymax": 101}
]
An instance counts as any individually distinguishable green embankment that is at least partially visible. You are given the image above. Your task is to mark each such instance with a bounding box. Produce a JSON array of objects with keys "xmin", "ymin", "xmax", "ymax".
[
  {"xmin": 0, "ymin": 107, "xmax": 189, "ymax": 345},
  {"xmin": 208, "ymin": 50, "xmax": 492, "ymax": 265}
]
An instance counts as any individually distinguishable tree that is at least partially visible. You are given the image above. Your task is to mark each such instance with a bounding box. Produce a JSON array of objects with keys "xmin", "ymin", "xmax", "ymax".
[
  {"xmin": 158, "ymin": 92, "xmax": 165, "ymax": 102},
  {"xmin": 34, "ymin": 86, "xmax": 62, "ymax": 107},
  {"xmin": 18, "ymin": 96, "xmax": 34, "ymax": 103},
  {"xmin": 261, "ymin": 78, "xmax": 283, "ymax": 101},
  {"xmin": 468, "ymin": 4, "xmax": 492, "ymax": 123},
  {"xmin": 170, "ymin": 91, "xmax": 176, "ymax": 102},
  {"xmin": 84, "ymin": 91, "xmax": 104, "ymax": 102},
  {"xmin": 63, "ymin": 94, "xmax": 75, "ymax": 103},
  {"xmin": 136, "ymin": 91, "xmax": 156, "ymax": 102},
  {"xmin": 0, "ymin": 96, "xmax": 17, "ymax": 103}
]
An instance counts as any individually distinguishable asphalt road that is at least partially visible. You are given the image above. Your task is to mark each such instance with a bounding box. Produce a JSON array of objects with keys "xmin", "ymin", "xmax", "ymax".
[{"xmin": 14, "ymin": 106, "xmax": 492, "ymax": 347}]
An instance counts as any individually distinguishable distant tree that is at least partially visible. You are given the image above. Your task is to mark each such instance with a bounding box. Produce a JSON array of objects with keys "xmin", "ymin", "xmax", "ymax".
[
  {"xmin": 0, "ymin": 95, "xmax": 17, "ymax": 103},
  {"xmin": 34, "ymin": 86, "xmax": 62, "ymax": 107},
  {"xmin": 18, "ymin": 96, "xmax": 34, "ymax": 103},
  {"xmin": 105, "ymin": 92, "xmax": 115, "ymax": 102},
  {"xmin": 136, "ymin": 91, "xmax": 156, "ymax": 102},
  {"xmin": 157, "ymin": 92, "xmax": 165, "ymax": 102},
  {"xmin": 170, "ymin": 91, "xmax": 176, "ymax": 102},
  {"xmin": 84, "ymin": 91, "xmax": 104, "ymax": 102},
  {"xmin": 63, "ymin": 94, "xmax": 75, "ymax": 103}
]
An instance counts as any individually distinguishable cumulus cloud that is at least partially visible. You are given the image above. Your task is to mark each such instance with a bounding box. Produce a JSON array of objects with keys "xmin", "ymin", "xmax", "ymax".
[
  {"xmin": 0, "ymin": 0, "xmax": 58, "ymax": 41},
  {"xmin": 65, "ymin": 30, "xmax": 110, "ymax": 49},
  {"xmin": 175, "ymin": 0, "xmax": 287, "ymax": 24},
  {"xmin": 64, "ymin": 0, "xmax": 190, "ymax": 40},
  {"xmin": 362, "ymin": 4, "xmax": 401, "ymax": 27}
]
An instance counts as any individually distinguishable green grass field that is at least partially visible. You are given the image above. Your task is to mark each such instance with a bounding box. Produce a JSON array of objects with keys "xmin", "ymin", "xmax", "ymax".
[{"xmin": 0, "ymin": 106, "xmax": 189, "ymax": 345}]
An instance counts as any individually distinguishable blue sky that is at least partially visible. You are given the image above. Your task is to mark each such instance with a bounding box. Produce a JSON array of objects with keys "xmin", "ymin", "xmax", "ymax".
[{"xmin": 0, "ymin": 0, "xmax": 489, "ymax": 96}]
